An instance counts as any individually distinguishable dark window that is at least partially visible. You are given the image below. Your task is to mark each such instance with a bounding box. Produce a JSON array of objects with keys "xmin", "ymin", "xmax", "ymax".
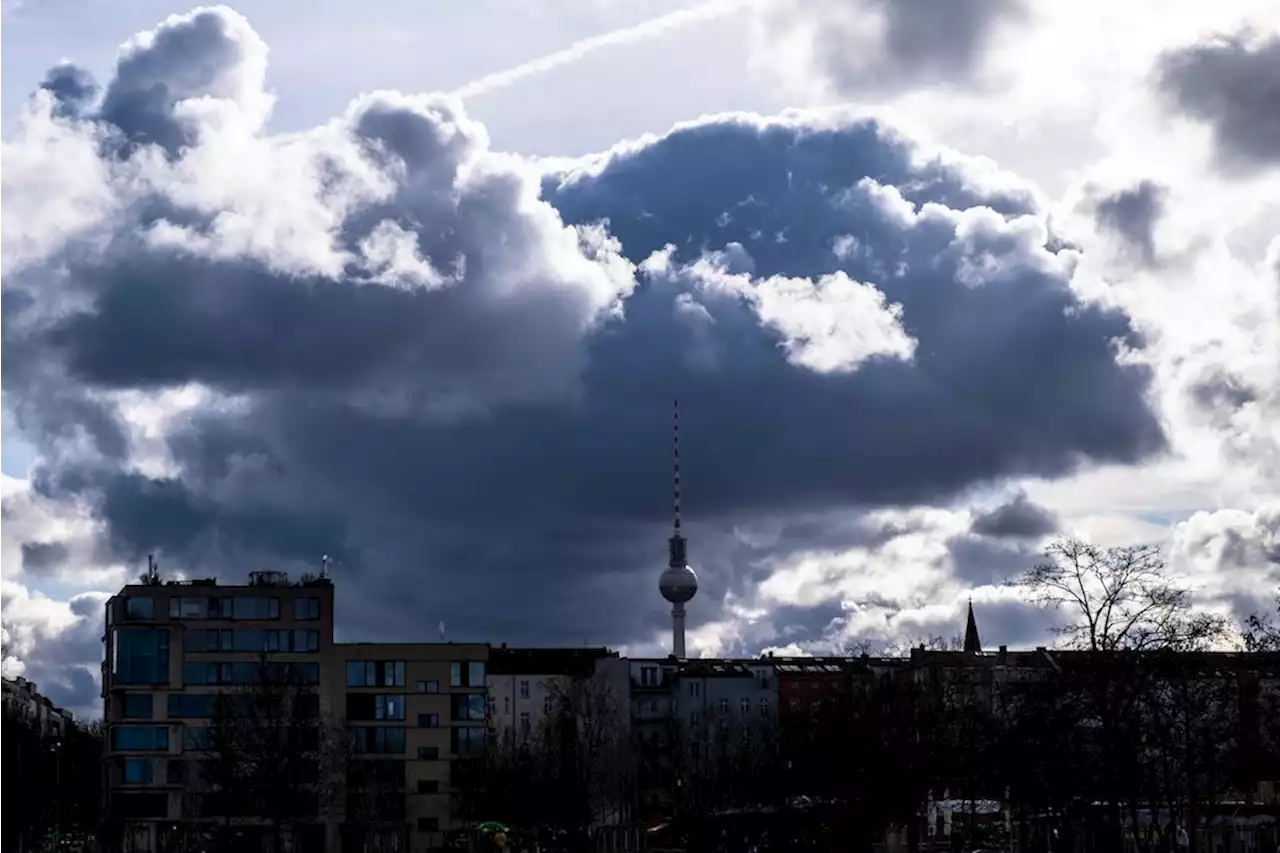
[
  {"xmin": 183, "ymin": 660, "xmax": 317, "ymax": 686},
  {"xmin": 415, "ymin": 680, "xmax": 439, "ymax": 694},
  {"xmin": 417, "ymin": 746, "xmax": 439, "ymax": 760},
  {"xmin": 451, "ymin": 661, "xmax": 486, "ymax": 688},
  {"xmin": 122, "ymin": 693, "xmax": 154, "ymax": 719},
  {"xmin": 346, "ymin": 661, "xmax": 404, "ymax": 687},
  {"xmin": 112, "ymin": 726, "xmax": 169, "ymax": 751},
  {"xmin": 111, "ymin": 628, "xmax": 170, "ymax": 685},
  {"xmin": 122, "ymin": 757, "xmax": 153, "ymax": 783},
  {"xmin": 183, "ymin": 727, "xmax": 211, "ymax": 751},
  {"xmin": 347, "ymin": 726, "xmax": 406, "ymax": 754},
  {"xmin": 416, "ymin": 780, "xmax": 439, "ymax": 794},
  {"xmin": 418, "ymin": 713, "xmax": 439, "ymax": 728},
  {"xmin": 450, "ymin": 694, "xmax": 486, "ymax": 722},
  {"xmin": 417, "ymin": 818, "xmax": 439, "ymax": 832},
  {"xmin": 166, "ymin": 760, "xmax": 185, "ymax": 784},
  {"xmin": 375, "ymin": 695, "xmax": 405, "ymax": 721},
  {"xmin": 450, "ymin": 726, "xmax": 486, "ymax": 757},
  {"xmin": 294, "ymin": 598, "xmax": 320, "ymax": 620},
  {"xmin": 168, "ymin": 597, "xmax": 213, "ymax": 619},
  {"xmin": 519, "ymin": 680, "xmax": 529, "ymax": 698},
  {"xmin": 292, "ymin": 629, "xmax": 319, "ymax": 652},
  {"xmin": 230, "ymin": 597, "xmax": 279, "ymax": 620},
  {"xmin": 168, "ymin": 694, "xmax": 218, "ymax": 718},
  {"xmin": 124, "ymin": 597, "xmax": 154, "ymax": 620}
]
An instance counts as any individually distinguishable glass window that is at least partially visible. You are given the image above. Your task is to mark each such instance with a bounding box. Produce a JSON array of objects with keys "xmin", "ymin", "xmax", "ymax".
[
  {"xmin": 168, "ymin": 695, "xmax": 217, "ymax": 718},
  {"xmin": 519, "ymin": 680, "xmax": 529, "ymax": 698},
  {"xmin": 450, "ymin": 694, "xmax": 486, "ymax": 721},
  {"xmin": 418, "ymin": 713, "xmax": 439, "ymax": 728},
  {"xmin": 347, "ymin": 726, "xmax": 406, "ymax": 754},
  {"xmin": 740, "ymin": 698, "xmax": 750, "ymax": 715},
  {"xmin": 450, "ymin": 663, "xmax": 461, "ymax": 688},
  {"xmin": 122, "ymin": 757, "xmax": 152, "ymax": 784},
  {"xmin": 416, "ymin": 780, "xmax": 439, "ymax": 794},
  {"xmin": 416, "ymin": 746, "xmax": 439, "ymax": 760},
  {"xmin": 168, "ymin": 597, "xmax": 210, "ymax": 619},
  {"xmin": 294, "ymin": 598, "xmax": 320, "ymax": 620},
  {"xmin": 347, "ymin": 661, "xmax": 370, "ymax": 687},
  {"xmin": 125, "ymin": 597, "xmax": 154, "ymax": 620},
  {"xmin": 450, "ymin": 726, "xmax": 486, "ymax": 757},
  {"xmin": 417, "ymin": 818, "xmax": 439, "ymax": 832},
  {"xmin": 415, "ymin": 680, "xmax": 439, "ymax": 694},
  {"xmin": 122, "ymin": 694, "xmax": 154, "ymax": 719},
  {"xmin": 468, "ymin": 661, "xmax": 485, "ymax": 687},
  {"xmin": 231, "ymin": 597, "xmax": 279, "ymax": 620},
  {"xmin": 519, "ymin": 711, "xmax": 530, "ymax": 734},
  {"xmin": 112, "ymin": 726, "xmax": 169, "ymax": 751},
  {"xmin": 375, "ymin": 695, "xmax": 405, "ymax": 721},
  {"xmin": 719, "ymin": 699, "xmax": 729, "ymax": 714},
  {"xmin": 383, "ymin": 661, "xmax": 405, "ymax": 687},
  {"xmin": 112, "ymin": 628, "xmax": 170, "ymax": 686},
  {"xmin": 293, "ymin": 630, "xmax": 318, "ymax": 652},
  {"xmin": 183, "ymin": 727, "xmax": 212, "ymax": 751}
]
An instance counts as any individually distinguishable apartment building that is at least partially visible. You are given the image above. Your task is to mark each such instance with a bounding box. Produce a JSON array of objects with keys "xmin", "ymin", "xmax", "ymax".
[
  {"xmin": 3, "ymin": 675, "xmax": 75, "ymax": 738},
  {"xmin": 487, "ymin": 646, "xmax": 624, "ymax": 747},
  {"xmin": 337, "ymin": 641, "xmax": 489, "ymax": 853},
  {"xmin": 102, "ymin": 569, "xmax": 336, "ymax": 853}
]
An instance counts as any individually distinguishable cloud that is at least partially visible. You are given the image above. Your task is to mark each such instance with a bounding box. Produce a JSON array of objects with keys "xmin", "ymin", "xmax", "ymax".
[
  {"xmin": 970, "ymin": 490, "xmax": 1059, "ymax": 539},
  {"xmin": 1154, "ymin": 28, "xmax": 1280, "ymax": 173},
  {"xmin": 751, "ymin": 0, "xmax": 1028, "ymax": 98},
  {"xmin": 1086, "ymin": 180, "xmax": 1168, "ymax": 268},
  {"xmin": 3, "ymin": 7, "xmax": 1168, "ymax": 673}
]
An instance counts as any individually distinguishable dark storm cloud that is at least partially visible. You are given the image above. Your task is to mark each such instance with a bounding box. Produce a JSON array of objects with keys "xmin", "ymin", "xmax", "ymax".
[
  {"xmin": 3, "ymin": 8, "xmax": 1164, "ymax": 656},
  {"xmin": 19, "ymin": 541, "xmax": 70, "ymax": 575},
  {"xmin": 763, "ymin": 0, "xmax": 1027, "ymax": 96},
  {"xmin": 1155, "ymin": 29, "xmax": 1280, "ymax": 172},
  {"xmin": 1089, "ymin": 180, "xmax": 1166, "ymax": 267},
  {"xmin": 39, "ymin": 62, "xmax": 99, "ymax": 119},
  {"xmin": 970, "ymin": 490, "xmax": 1059, "ymax": 540}
]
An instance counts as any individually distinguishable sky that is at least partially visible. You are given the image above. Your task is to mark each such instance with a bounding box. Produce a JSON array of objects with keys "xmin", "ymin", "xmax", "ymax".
[{"xmin": 2, "ymin": 0, "xmax": 1278, "ymax": 720}]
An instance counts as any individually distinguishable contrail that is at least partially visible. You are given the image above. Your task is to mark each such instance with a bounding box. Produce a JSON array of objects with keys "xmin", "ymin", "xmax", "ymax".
[{"xmin": 450, "ymin": 0, "xmax": 747, "ymax": 100}]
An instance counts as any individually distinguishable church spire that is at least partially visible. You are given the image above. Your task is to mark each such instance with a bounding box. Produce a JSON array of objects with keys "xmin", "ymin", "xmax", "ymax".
[{"xmin": 963, "ymin": 598, "xmax": 982, "ymax": 654}]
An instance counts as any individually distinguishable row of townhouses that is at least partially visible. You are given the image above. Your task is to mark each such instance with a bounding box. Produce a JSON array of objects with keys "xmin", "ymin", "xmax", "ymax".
[{"xmin": 3, "ymin": 674, "xmax": 76, "ymax": 739}]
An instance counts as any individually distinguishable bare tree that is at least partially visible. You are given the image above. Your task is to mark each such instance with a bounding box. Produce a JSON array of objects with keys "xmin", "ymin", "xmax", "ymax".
[
  {"xmin": 1242, "ymin": 590, "xmax": 1280, "ymax": 652},
  {"xmin": 540, "ymin": 670, "xmax": 634, "ymax": 830},
  {"xmin": 194, "ymin": 655, "xmax": 340, "ymax": 853}
]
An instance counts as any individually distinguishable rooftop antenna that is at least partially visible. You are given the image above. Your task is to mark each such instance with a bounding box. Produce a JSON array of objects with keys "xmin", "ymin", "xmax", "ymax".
[
  {"xmin": 320, "ymin": 554, "xmax": 330, "ymax": 579},
  {"xmin": 659, "ymin": 398, "xmax": 698, "ymax": 657}
]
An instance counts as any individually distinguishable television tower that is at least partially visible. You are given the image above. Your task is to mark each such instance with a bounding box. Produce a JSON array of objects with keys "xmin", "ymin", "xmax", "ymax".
[{"xmin": 659, "ymin": 399, "xmax": 698, "ymax": 658}]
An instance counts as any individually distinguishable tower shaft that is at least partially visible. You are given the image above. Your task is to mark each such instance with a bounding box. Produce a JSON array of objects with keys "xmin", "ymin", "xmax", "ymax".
[{"xmin": 671, "ymin": 602, "xmax": 687, "ymax": 659}]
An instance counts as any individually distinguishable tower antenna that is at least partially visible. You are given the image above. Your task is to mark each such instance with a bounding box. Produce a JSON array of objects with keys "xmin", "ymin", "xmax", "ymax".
[{"xmin": 659, "ymin": 398, "xmax": 697, "ymax": 657}]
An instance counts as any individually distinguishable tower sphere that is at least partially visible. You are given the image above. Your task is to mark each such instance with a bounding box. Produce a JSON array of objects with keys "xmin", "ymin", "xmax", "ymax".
[{"xmin": 660, "ymin": 563, "xmax": 698, "ymax": 604}]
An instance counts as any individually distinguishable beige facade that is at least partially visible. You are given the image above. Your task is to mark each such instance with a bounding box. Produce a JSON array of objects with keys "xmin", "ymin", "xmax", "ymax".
[{"xmin": 336, "ymin": 641, "xmax": 489, "ymax": 852}]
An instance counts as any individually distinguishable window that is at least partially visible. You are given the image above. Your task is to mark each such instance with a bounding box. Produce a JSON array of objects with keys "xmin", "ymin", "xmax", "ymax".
[
  {"xmin": 292, "ymin": 630, "xmax": 319, "ymax": 652},
  {"xmin": 111, "ymin": 628, "xmax": 170, "ymax": 686},
  {"xmin": 375, "ymin": 695, "xmax": 405, "ymax": 721},
  {"xmin": 417, "ymin": 818, "xmax": 439, "ymax": 833},
  {"xmin": 543, "ymin": 695, "xmax": 553, "ymax": 714},
  {"xmin": 740, "ymin": 698, "xmax": 750, "ymax": 715},
  {"xmin": 718, "ymin": 699, "xmax": 729, "ymax": 714},
  {"xmin": 345, "ymin": 661, "xmax": 405, "ymax": 687},
  {"xmin": 759, "ymin": 698, "xmax": 769, "ymax": 715},
  {"xmin": 640, "ymin": 666, "xmax": 659, "ymax": 687},
  {"xmin": 450, "ymin": 726, "xmax": 487, "ymax": 757},
  {"xmin": 185, "ymin": 628, "xmax": 318, "ymax": 653},
  {"xmin": 417, "ymin": 746, "xmax": 439, "ymax": 760},
  {"xmin": 690, "ymin": 712, "xmax": 700, "ymax": 728},
  {"xmin": 230, "ymin": 597, "xmax": 279, "ymax": 620},
  {"xmin": 418, "ymin": 713, "xmax": 439, "ymax": 728},
  {"xmin": 293, "ymin": 598, "xmax": 320, "ymax": 620},
  {"xmin": 416, "ymin": 780, "xmax": 439, "ymax": 794},
  {"xmin": 183, "ymin": 661, "xmax": 317, "ymax": 685},
  {"xmin": 789, "ymin": 698, "xmax": 801, "ymax": 712},
  {"xmin": 487, "ymin": 697, "xmax": 496, "ymax": 716},
  {"xmin": 124, "ymin": 597, "xmax": 154, "ymax": 620},
  {"xmin": 166, "ymin": 760, "xmax": 185, "ymax": 785},
  {"xmin": 519, "ymin": 711, "xmax": 530, "ymax": 735},
  {"xmin": 519, "ymin": 680, "xmax": 530, "ymax": 698},
  {"xmin": 451, "ymin": 661, "xmax": 485, "ymax": 688},
  {"xmin": 122, "ymin": 757, "xmax": 153, "ymax": 784},
  {"xmin": 688, "ymin": 681, "xmax": 701, "ymax": 698},
  {"xmin": 451, "ymin": 694, "xmax": 486, "ymax": 722},
  {"xmin": 122, "ymin": 694, "xmax": 154, "ymax": 719},
  {"xmin": 168, "ymin": 597, "xmax": 215, "ymax": 619},
  {"xmin": 168, "ymin": 695, "xmax": 218, "ymax": 718},
  {"xmin": 183, "ymin": 727, "xmax": 212, "ymax": 751},
  {"xmin": 112, "ymin": 726, "xmax": 169, "ymax": 751},
  {"xmin": 503, "ymin": 696, "xmax": 510, "ymax": 713},
  {"xmin": 415, "ymin": 680, "xmax": 439, "ymax": 694},
  {"xmin": 347, "ymin": 727, "xmax": 406, "ymax": 754}
]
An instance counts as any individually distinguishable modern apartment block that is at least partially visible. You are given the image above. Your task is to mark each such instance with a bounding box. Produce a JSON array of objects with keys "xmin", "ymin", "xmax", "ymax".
[
  {"xmin": 100, "ymin": 566, "xmax": 495, "ymax": 853},
  {"xmin": 101, "ymin": 569, "xmax": 336, "ymax": 853}
]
